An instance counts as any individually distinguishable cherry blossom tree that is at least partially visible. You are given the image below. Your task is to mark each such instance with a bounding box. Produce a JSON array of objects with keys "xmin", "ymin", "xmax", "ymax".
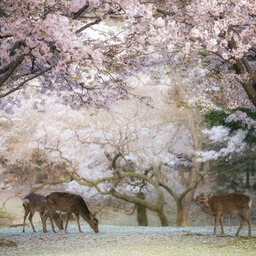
[
  {"xmin": 158, "ymin": 0, "xmax": 256, "ymax": 108},
  {"xmin": 1, "ymin": 0, "xmax": 255, "ymax": 114},
  {"xmin": 1, "ymin": 0, "xmax": 256, "ymax": 227},
  {"xmin": 0, "ymin": 88, "xmax": 203, "ymax": 227},
  {"xmin": 0, "ymin": 1, "xmax": 148, "ymax": 112}
]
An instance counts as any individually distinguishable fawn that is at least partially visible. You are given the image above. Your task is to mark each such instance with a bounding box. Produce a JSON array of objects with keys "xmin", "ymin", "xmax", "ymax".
[
  {"xmin": 196, "ymin": 193, "xmax": 251, "ymax": 236},
  {"xmin": 22, "ymin": 193, "xmax": 63, "ymax": 232},
  {"xmin": 43, "ymin": 192, "xmax": 99, "ymax": 233}
]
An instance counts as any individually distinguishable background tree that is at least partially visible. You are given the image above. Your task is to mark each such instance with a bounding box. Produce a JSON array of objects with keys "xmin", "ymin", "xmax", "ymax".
[{"xmin": 209, "ymin": 150, "xmax": 256, "ymax": 192}]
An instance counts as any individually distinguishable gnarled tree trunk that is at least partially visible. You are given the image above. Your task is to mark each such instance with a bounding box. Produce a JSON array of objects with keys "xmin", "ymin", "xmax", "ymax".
[
  {"xmin": 156, "ymin": 209, "xmax": 169, "ymax": 227},
  {"xmin": 136, "ymin": 192, "xmax": 148, "ymax": 226}
]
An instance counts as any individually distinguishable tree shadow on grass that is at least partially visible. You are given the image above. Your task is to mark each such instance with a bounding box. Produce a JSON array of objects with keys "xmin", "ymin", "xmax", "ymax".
[{"xmin": 0, "ymin": 238, "xmax": 17, "ymax": 247}]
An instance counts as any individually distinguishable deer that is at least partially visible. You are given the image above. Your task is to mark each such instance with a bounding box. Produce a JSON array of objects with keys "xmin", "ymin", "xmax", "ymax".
[
  {"xmin": 22, "ymin": 193, "xmax": 64, "ymax": 233},
  {"xmin": 195, "ymin": 193, "xmax": 252, "ymax": 237},
  {"xmin": 43, "ymin": 192, "xmax": 99, "ymax": 233}
]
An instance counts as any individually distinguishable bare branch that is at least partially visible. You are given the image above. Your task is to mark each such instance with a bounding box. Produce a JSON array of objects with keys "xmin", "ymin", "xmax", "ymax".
[
  {"xmin": 159, "ymin": 182, "xmax": 178, "ymax": 201},
  {"xmin": 0, "ymin": 66, "xmax": 52, "ymax": 98},
  {"xmin": 178, "ymin": 182, "xmax": 197, "ymax": 201},
  {"xmin": 30, "ymin": 177, "xmax": 72, "ymax": 194},
  {"xmin": 156, "ymin": 8, "xmax": 174, "ymax": 16},
  {"xmin": 73, "ymin": 4, "xmax": 90, "ymax": 19},
  {"xmin": 0, "ymin": 56, "xmax": 25, "ymax": 88},
  {"xmin": 75, "ymin": 18, "xmax": 102, "ymax": 34}
]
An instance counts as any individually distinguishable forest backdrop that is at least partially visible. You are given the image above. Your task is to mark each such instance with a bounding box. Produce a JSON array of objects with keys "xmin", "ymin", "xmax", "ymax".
[{"xmin": 0, "ymin": 0, "xmax": 256, "ymax": 227}]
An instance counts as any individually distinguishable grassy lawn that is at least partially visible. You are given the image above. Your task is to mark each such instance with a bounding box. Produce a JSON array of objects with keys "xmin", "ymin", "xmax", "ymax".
[{"xmin": 0, "ymin": 225, "xmax": 256, "ymax": 256}]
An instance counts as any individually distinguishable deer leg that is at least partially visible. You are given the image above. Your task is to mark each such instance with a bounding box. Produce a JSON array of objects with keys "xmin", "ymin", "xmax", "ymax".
[
  {"xmin": 214, "ymin": 214, "xmax": 220, "ymax": 235},
  {"xmin": 243, "ymin": 213, "xmax": 251, "ymax": 237},
  {"xmin": 219, "ymin": 214, "xmax": 224, "ymax": 235},
  {"xmin": 235, "ymin": 215, "xmax": 245, "ymax": 236},
  {"xmin": 39, "ymin": 211, "xmax": 44, "ymax": 224},
  {"xmin": 43, "ymin": 210, "xmax": 56, "ymax": 233},
  {"xmin": 49, "ymin": 211, "xmax": 57, "ymax": 233},
  {"xmin": 42, "ymin": 211, "xmax": 48, "ymax": 233},
  {"xmin": 75, "ymin": 213, "xmax": 82, "ymax": 233},
  {"xmin": 22, "ymin": 207, "xmax": 29, "ymax": 233},
  {"xmin": 64, "ymin": 213, "xmax": 72, "ymax": 233},
  {"xmin": 39, "ymin": 211, "xmax": 47, "ymax": 232},
  {"xmin": 28, "ymin": 210, "xmax": 36, "ymax": 232}
]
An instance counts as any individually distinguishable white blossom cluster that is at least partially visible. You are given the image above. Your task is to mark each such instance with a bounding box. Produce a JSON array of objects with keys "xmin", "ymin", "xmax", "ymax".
[
  {"xmin": 225, "ymin": 110, "xmax": 256, "ymax": 129},
  {"xmin": 197, "ymin": 127, "xmax": 247, "ymax": 162},
  {"xmin": 201, "ymin": 126, "xmax": 229, "ymax": 143}
]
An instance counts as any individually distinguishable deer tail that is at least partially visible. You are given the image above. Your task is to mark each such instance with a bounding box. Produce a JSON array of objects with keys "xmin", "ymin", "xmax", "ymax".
[
  {"xmin": 249, "ymin": 198, "xmax": 252, "ymax": 209},
  {"xmin": 22, "ymin": 198, "xmax": 29, "ymax": 206}
]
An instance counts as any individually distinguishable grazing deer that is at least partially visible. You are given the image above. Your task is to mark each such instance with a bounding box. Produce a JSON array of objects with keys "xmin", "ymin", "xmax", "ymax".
[
  {"xmin": 22, "ymin": 193, "xmax": 63, "ymax": 232},
  {"xmin": 196, "ymin": 193, "xmax": 251, "ymax": 236},
  {"xmin": 43, "ymin": 192, "xmax": 99, "ymax": 233}
]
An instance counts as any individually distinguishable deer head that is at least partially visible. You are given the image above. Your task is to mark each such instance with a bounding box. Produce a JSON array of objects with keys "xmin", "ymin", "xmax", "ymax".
[{"xmin": 89, "ymin": 213, "xmax": 99, "ymax": 233}]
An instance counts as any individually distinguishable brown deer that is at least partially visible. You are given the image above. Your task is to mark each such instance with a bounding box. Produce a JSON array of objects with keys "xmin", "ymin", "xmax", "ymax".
[
  {"xmin": 22, "ymin": 193, "xmax": 63, "ymax": 232},
  {"xmin": 196, "ymin": 193, "xmax": 251, "ymax": 236},
  {"xmin": 43, "ymin": 192, "xmax": 99, "ymax": 233}
]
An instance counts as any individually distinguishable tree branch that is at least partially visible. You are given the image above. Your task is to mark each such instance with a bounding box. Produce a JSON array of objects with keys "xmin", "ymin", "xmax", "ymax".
[
  {"xmin": 0, "ymin": 66, "xmax": 52, "ymax": 98},
  {"xmin": 30, "ymin": 176, "xmax": 72, "ymax": 193},
  {"xmin": 159, "ymin": 182, "xmax": 178, "ymax": 201},
  {"xmin": 178, "ymin": 183, "xmax": 197, "ymax": 201},
  {"xmin": 0, "ymin": 56, "xmax": 25, "ymax": 88},
  {"xmin": 75, "ymin": 18, "xmax": 102, "ymax": 34},
  {"xmin": 73, "ymin": 4, "xmax": 90, "ymax": 19},
  {"xmin": 242, "ymin": 57, "xmax": 256, "ymax": 84},
  {"xmin": 111, "ymin": 190, "xmax": 159, "ymax": 211},
  {"xmin": 156, "ymin": 8, "xmax": 174, "ymax": 16}
]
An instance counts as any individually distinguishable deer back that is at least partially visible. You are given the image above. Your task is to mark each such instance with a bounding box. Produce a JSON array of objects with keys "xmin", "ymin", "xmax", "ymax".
[
  {"xmin": 197, "ymin": 193, "xmax": 251, "ymax": 215},
  {"xmin": 46, "ymin": 192, "xmax": 91, "ymax": 215},
  {"xmin": 22, "ymin": 193, "xmax": 48, "ymax": 212},
  {"xmin": 208, "ymin": 193, "xmax": 251, "ymax": 214}
]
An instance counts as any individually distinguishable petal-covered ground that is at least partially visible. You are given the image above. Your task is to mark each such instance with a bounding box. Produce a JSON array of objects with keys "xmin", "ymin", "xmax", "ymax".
[{"xmin": 0, "ymin": 225, "xmax": 256, "ymax": 256}]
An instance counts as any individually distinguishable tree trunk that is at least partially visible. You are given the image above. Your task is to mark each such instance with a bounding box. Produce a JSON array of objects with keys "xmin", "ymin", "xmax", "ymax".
[
  {"xmin": 136, "ymin": 192, "xmax": 148, "ymax": 226},
  {"xmin": 246, "ymin": 171, "xmax": 250, "ymax": 188},
  {"xmin": 156, "ymin": 209, "xmax": 169, "ymax": 227},
  {"xmin": 228, "ymin": 38, "xmax": 256, "ymax": 108},
  {"xmin": 175, "ymin": 199, "xmax": 184, "ymax": 227},
  {"xmin": 178, "ymin": 189, "xmax": 195, "ymax": 227},
  {"xmin": 176, "ymin": 160, "xmax": 200, "ymax": 227},
  {"xmin": 235, "ymin": 58, "xmax": 256, "ymax": 108}
]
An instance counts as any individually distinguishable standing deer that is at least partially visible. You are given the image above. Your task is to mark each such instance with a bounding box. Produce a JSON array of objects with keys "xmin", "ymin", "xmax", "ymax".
[
  {"xmin": 196, "ymin": 193, "xmax": 252, "ymax": 236},
  {"xmin": 43, "ymin": 192, "xmax": 99, "ymax": 233},
  {"xmin": 22, "ymin": 193, "xmax": 63, "ymax": 233}
]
